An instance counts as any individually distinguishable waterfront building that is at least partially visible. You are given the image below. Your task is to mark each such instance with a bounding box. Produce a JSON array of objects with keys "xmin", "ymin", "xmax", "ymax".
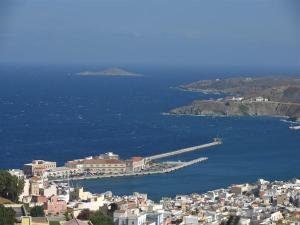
[
  {"xmin": 65, "ymin": 158, "xmax": 126, "ymax": 174},
  {"xmin": 126, "ymin": 157, "xmax": 145, "ymax": 172},
  {"xmin": 23, "ymin": 160, "xmax": 56, "ymax": 177},
  {"xmin": 43, "ymin": 166, "xmax": 80, "ymax": 178}
]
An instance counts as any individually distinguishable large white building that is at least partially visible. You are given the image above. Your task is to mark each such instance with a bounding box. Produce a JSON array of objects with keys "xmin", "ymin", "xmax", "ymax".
[
  {"xmin": 114, "ymin": 209, "xmax": 149, "ymax": 225},
  {"xmin": 66, "ymin": 158, "xmax": 126, "ymax": 174},
  {"xmin": 65, "ymin": 152, "xmax": 145, "ymax": 174}
]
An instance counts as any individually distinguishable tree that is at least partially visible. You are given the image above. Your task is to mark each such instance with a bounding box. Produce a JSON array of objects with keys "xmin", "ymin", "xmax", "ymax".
[
  {"xmin": 0, "ymin": 170, "xmax": 24, "ymax": 202},
  {"xmin": 30, "ymin": 205, "xmax": 45, "ymax": 217},
  {"xmin": 64, "ymin": 211, "xmax": 72, "ymax": 221},
  {"xmin": 77, "ymin": 209, "xmax": 94, "ymax": 220},
  {"xmin": 0, "ymin": 204, "xmax": 16, "ymax": 225},
  {"xmin": 50, "ymin": 222, "xmax": 61, "ymax": 225},
  {"xmin": 90, "ymin": 211, "xmax": 113, "ymax": 225}
]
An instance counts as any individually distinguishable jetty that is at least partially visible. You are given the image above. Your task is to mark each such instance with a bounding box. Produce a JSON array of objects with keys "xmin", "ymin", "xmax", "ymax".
[
  {"xmin": 145, "ymin": 138, "xmax": 222, "ymax": 162},
  {"xmin": 51, "ymin": 157, "xmax": 208, "ymax": 182},
  {"xmin": 29, "ymin": 138, "xmax": 222, "ymax": 182}
]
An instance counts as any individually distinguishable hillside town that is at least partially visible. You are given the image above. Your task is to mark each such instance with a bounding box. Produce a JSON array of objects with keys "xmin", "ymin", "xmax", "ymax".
[{"xmin": 2, "ymin": 163, "xmax": 300, "ymax": 225}]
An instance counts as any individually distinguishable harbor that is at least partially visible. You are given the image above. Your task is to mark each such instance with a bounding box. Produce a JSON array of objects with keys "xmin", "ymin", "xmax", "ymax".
[
  {"xmin": 21, "ymin": 138, "xmax": 222, "ymax": 182},
  {"xmin": 50, "ymin": 157, "xmax": 208, "ymax": 182}
]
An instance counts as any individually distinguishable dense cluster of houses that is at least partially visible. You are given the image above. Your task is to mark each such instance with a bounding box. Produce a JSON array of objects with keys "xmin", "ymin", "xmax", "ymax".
[{"xmin": 4, "ymin": 167, "xmax": 300, "ymax": 225}]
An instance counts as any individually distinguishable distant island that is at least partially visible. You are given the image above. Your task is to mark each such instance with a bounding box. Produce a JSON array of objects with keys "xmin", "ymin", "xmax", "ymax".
[
  {"xmin": 77, "ymin": 68, "xmax": 143, "ymax": 77},
  {"xmin": 170, "ymin": 76, "xmax": 300, "ymax": 121}
]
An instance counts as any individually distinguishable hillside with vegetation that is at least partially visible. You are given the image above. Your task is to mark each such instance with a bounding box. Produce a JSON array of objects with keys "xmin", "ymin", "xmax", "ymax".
[{"xmin": 171, "ymin": 76, "xmax": 300, "ymax": 121}]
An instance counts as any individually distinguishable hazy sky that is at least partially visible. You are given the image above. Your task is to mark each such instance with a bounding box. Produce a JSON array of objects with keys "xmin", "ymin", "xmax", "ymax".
[{"xmin": 0, "ymin": 0, "xmax": 299, "ymax": 67}]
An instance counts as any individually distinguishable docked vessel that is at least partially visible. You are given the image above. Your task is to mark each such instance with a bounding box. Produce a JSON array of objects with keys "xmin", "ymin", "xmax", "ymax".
[{"xmin": 289, "ymin": 125, "xmax": 300, "ymax": 130}]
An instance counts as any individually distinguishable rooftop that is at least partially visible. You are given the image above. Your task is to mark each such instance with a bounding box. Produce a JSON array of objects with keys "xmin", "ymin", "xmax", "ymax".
[{"xmin": 68, "ymin": 158, "xmax": 126, "ymax": 165}]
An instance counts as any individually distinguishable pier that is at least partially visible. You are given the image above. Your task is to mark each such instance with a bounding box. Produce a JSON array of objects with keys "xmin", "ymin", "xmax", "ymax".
[
  {"xmin": 42, "ymin": 138, "xmax": 222, "ymax": 182},
  {"xmin": 145, "ymin": 138, "xmax": 222, "ymax": 162},
  {"xmin": 51, "ymin": 157, "xmax": 208, "ymax": 182}
]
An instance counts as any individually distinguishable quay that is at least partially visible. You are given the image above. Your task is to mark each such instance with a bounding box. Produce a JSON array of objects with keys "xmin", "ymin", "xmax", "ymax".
[
  {"xmin": 145, "ymin": 138, "xmax": 222, "ymax": 161},
  {"xmin": 51, "ymin": 157, "xmax": 208, "ymax": 182},
  {"xmin": 21, "ymin": 138, "xmax": 222, "ymax": 182}
]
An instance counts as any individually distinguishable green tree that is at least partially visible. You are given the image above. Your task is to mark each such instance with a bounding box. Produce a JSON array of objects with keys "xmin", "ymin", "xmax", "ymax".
[
  {"xmin": 30, "ymin": 205, "xmax": 45, "ymax": 217},
  {"xmin": 90, "ymin": 211, "xmax": 113, "ymax": 225},
  {"xmin": 0, "ymin": 170, "xmax": 24, "ymax": 202},
  {"xmin": 77, "ymin": 209, "xmax": 94, "ymax": 220},
  {"xmin": 50, "ymin": 222, "xmax": 61, "ymax": 225},
  {"xmin": 0, "ymin": 204, "xmax": 16, "ymax": 225}
]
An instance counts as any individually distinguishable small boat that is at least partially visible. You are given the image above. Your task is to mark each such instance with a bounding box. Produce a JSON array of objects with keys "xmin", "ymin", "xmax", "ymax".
[{"xmin": 289, "ymin": 125, "xmax": 300, "ymax": 130}]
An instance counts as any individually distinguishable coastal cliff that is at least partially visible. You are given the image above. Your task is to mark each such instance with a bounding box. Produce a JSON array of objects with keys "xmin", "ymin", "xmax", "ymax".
[
  {"xmin": 171, "ymin": 77, "xmax": 300, "ymax": 120},
  {"xmin": 171, "ymin": 100, "xmax": 300, "ymax": 119}
]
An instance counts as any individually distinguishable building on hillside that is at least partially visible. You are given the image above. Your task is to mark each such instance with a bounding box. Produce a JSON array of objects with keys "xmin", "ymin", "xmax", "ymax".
[
  {"xmin": 20, "ymin": 216, "xmax": 49, "ymax": 225},
  {"xmin": 23, "ymin": 160, "xmax": 56, "ymax": 177},
  {"xmin": 9, "ymin": 169, "xmax": 25, "ymax": 179},
  {"xmin": 69, "ymin": 187, "xmax": 93, "ymax": 201},
  {"xmin": 231, "ymin": 184, "xmax": 250, "ymax": 195},
  {"xmin": 44, "ymin": 195, "xmax": 67, "ymax": 215},
  {"xmin": 254, "ymin": 97, "xmax": 269, "ymax": 102},
  {"xmin": 30, "ymin": 196, "xmax": 47, "ymax": 207},
  {"xmin": 20, "ymin": 178, "xmax": 31, "ymax": 202},
  {"xmin": 114, "ymin": 209, "xmax": 148, "ymax": 225},
  {"xmin": 62, "ymin": 218, "xmax": 90, "ymax": 225},
  {"xmin": 30, "ymin": 177, "xmax": 42, "ymax": 196},
  {"xmin": 146, "ymin": 213, "xmax": 164, "ymax": 225},
  {"xmin": 182, "ymin": 215, "xmax": 199, "ymax": 225},
  {"xmin": 65, "ymin": 158, "xmax": 126, "ymax": 174},
  {"xmin": 42, "ymin": 183, "xmax": 57, "ymax": 198}
]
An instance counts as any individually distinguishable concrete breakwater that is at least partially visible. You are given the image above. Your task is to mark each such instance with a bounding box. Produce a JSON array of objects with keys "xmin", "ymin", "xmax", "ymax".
[
  {"xmin": 145, "ymin": 140, "xmax": 221, "ymax": 161},
  {"xmin": 52, "ymin": 157, "xmax": 208, "ymax": 182}
]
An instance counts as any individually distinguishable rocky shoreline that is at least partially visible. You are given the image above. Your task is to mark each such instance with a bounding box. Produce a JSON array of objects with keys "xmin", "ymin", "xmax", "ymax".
[
  {"xmin": 170, "ymin": 76, "xmax": 300, "ymax": 121},
  {"xmin": 170, "ymin": 100, "xmax": 300, "ymax": 121}
]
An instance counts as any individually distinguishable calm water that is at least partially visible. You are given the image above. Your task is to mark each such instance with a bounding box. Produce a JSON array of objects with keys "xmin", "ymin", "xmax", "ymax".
[{"xmin": 0, "ymin": 64, "xmax": 299, "ymax": 200}]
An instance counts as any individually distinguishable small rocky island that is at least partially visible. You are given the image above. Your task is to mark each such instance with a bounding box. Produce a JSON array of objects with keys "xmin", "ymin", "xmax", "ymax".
[
  {"xmin": 77, "ymin": 68, "xmax": 143, "ymax": 77},
  {"xmin": 171, "ymin": 76, "xmax": 300, "ymax": 121}
]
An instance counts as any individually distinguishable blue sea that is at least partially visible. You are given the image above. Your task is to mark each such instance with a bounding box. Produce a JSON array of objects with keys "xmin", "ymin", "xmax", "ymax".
[{"xmin": 0, "ymin": 64, "xmax": 299, "ymax": 201}]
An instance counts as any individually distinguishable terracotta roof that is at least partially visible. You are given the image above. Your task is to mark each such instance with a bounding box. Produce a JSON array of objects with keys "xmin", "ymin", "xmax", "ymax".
[
  {"xmin": 131, "ymin": 157, "xmax": 143, "ymax": 161},
  {"xmin": 31, "ymin": 176, "xmax": 41, "ymax": 181},
  {"xmin": 32, "ymin": 217, "xmax": 48, "ymax": 223},
  {"xmin": 68, "ymin": 158, "xmax": 126, "ymax": 165},
  {"xmin": 63, "ymin": 218, "xmax": 89, "ymax": 225}
]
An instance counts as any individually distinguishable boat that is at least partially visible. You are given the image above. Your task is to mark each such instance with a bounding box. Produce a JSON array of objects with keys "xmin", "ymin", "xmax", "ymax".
[{"xmin": 289, "ymin": 125, "xmax": 300, "ymax": 130}]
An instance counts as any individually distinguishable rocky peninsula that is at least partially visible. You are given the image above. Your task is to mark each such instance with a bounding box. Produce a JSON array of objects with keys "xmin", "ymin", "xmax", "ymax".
[{"xmin": 171, "ymin": 76, "xmax": 300, "ymax": 121}]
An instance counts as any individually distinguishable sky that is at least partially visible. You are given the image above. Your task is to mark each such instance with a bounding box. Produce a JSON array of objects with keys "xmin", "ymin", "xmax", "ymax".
[{"xmin": 0, "ymin": 0, "xmax": 299, "ymax": 67}]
